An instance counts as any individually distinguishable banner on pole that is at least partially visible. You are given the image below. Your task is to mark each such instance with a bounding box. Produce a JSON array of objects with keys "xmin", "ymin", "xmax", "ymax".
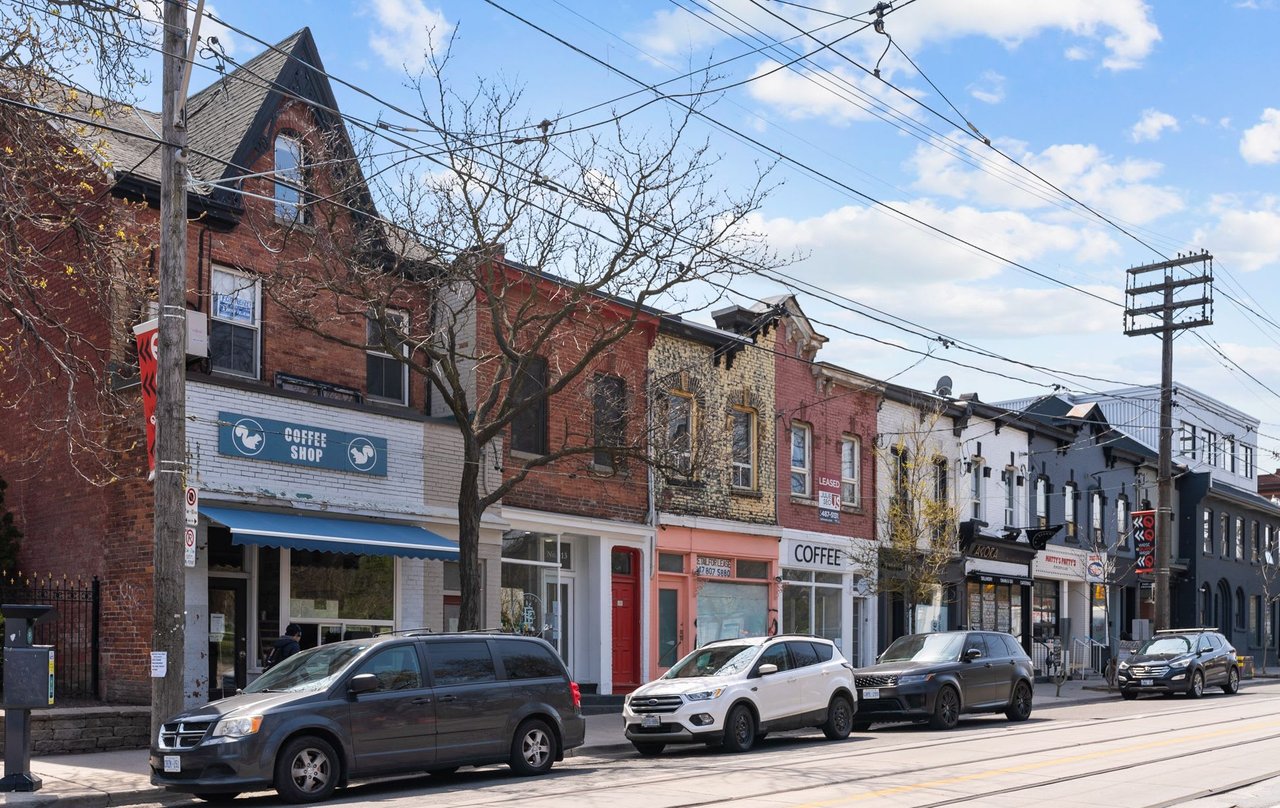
[
  {"xmin": 1132, "ymin": 510, "xmax": 1156, "ymax": 574},
  {"xmin": 133, "ymin": 319, "xmax": 159, "ymax": 478}
]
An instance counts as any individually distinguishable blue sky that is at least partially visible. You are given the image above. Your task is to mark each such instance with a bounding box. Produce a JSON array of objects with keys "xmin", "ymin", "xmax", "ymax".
[{"xmin": 130, "ymin": 1, "xmax": 1280, "ymax": 466}]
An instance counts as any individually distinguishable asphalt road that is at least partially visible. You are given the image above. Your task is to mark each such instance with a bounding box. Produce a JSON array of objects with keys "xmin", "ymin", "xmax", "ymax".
[{"xmin": 141, "ymin": 680, "xmax": 1280, "ymax": 808}]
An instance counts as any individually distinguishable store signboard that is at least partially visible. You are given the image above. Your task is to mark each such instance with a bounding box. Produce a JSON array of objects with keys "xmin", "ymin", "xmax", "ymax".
[
  {"xmin": 218, "ymin": 410, "xmax": 388, "ymax": 476},
  {"xmin": 1033, "ymin": 550, "xmax": 1084, "ymax": 579},
  {"xmin": 695, "ymin": 556, "xmax": 732, "ymax": 578},
  {"xmin": 782, "ymin": 538, "xmax": 848, "ymax": 571},
  {"xmin": 1086, "ymin": 553, "xmax": 1107, "ymax": 583}
]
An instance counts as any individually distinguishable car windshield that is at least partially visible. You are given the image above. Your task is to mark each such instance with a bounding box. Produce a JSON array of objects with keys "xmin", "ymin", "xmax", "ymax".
[
  {"xmin": 1137, "ymin": 636, "xmax": 1192, "ymax": 656},
  {"xmin": 664, "ymin": 644, "xmax": 757, "ymax": 679},
  {"xmin": 244, "ymin": 643, "xmax": 369, "ymax": 693},
  {"xmin": 879, "ymin": 633, "xmax": 966, "ymax": 663}
]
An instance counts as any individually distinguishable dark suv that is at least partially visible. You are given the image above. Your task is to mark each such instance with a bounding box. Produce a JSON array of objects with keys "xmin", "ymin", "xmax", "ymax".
[
  {"xmin": 852, "ymin": 631, "xmax": 1034, "ymax": 730},
  {"xmin": 151, "ymin": 633, "xmax": 585, "ymax": 803},
  {"xmin": 1117, "ymin": 628, "xmax": 1240, "ymax": 700}
]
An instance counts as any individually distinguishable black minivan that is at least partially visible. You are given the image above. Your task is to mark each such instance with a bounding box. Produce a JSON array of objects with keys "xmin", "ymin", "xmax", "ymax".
[{"xmin": 151, "ymin": 633, "xmax": 585, "ymax": 803}]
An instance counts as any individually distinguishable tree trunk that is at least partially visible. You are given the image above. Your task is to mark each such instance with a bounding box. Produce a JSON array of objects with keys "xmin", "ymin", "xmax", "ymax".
[{"xmin": 457, "ymin": 436, "xmax": 485, "ymax": 631}]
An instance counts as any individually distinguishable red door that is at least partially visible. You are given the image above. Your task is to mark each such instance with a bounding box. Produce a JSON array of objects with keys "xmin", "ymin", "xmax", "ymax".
[{"xmin": 611, "ymin": 548, "xmax": 641, "ymax": 692}]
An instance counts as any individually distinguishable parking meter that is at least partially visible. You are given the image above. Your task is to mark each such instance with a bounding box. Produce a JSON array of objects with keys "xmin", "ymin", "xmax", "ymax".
[{"xmin": 1, "ymin": 604, "xmax": 57, "ymax": 792}]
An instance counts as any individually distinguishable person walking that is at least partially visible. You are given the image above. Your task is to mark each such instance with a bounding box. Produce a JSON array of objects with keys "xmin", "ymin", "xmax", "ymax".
[{"xmin": 265, "ymin": 623, "xmax": 303, "ymax": 669}]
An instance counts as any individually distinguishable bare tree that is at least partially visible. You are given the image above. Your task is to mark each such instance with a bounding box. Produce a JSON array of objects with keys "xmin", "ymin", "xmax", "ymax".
[
  {"xmin": 1260, "ymin": 537, "xmax": 1280, "ymax": 674},
  {"xmin": 854, "ymin": 403, "xmax": 959, "ymax": 634},
  {"xmin": 262, "ymin": 50, "xmax": 781, "ymax": 630},
  {"xmin": 0, "ymin": 1, "xmax": 155, "ymax": 481}
]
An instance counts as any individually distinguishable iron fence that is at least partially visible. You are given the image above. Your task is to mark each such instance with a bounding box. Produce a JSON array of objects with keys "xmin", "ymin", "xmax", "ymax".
[{"xmin": 0, "ymin": 572, "xmax": 100, "ymax": 699}]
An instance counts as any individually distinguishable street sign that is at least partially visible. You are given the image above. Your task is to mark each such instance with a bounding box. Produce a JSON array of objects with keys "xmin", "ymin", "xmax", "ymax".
[
  {"xmin": 184, "ymin": 485, "xmax": 199, "ymax": 527},
  {"xmin": 183, "ymin": 527, "xmax": 196, "ymax": 568}
]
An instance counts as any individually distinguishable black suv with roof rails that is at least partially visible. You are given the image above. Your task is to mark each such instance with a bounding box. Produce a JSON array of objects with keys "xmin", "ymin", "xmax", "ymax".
[
  {"xmin": 1116, "ymin": 627, "xmax": 1240, "ymax": 700},
  {"xmin": 151, "ymin": 632, "xmax": 584, "ymax": 803}
]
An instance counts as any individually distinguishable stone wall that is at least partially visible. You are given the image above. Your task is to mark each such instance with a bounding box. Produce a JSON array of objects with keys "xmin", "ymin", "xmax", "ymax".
[{"xmin": 0, "ymin": 706, "xmax": 151, "ymax": 755}]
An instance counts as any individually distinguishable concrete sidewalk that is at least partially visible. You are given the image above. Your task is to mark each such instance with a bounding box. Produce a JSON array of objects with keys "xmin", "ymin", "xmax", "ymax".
[{"xmin": 0, "ymin": 678, "xmax": 1115, "ymax": 807}]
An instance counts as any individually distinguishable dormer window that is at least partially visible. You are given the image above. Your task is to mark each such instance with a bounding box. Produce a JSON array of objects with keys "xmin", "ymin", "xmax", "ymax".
[{"xmin": 274, "ymin": 133, "xmax": 308, "ymax": 224}]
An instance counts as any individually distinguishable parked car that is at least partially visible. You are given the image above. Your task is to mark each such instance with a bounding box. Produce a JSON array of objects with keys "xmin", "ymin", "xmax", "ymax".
[
  {"xmin": 622, "ymin": 635, "xmax": 856, "ymax": 755},
  {"xmin": 150, "ymin": 633, "xmax": 585, "ymax": 803},
  {"xmin": 852, "ymin": 630, "xmax": 1034, "ymax": 730},
  {"xmin": 1116, "ymin": 628, "xmax": 1240, "ymax": 700}
]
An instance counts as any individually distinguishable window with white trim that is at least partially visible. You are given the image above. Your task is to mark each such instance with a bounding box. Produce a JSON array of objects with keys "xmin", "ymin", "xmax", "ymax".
[
  {"xmin": 210, "ymin": 265, "xmax": 260, "ymax": 378},
  {"xmin": 1225, "ymin": 436, "xmax": 1237, "ymax": 473},
  {"xmin": 1091, "ymin": 490, "xmax": 1104, "ymax": 545},
  {"xmin": 1236, "ymin": 516, "xmax": 1245, "ymax": 561},
  {"xmin": 1064, "ymin": 482, "xmax": 1078, "ymax": 539},
  {"xmin": 1003, "ymin": 469, "xmax": 1016, "ymax": 528},
  {"xmin": 1181, "ymin": 422, "xmax": 1197, "ymax": 459},
  {"xmin": 790, "ymin": 423, "xmax": 811, "ymax": 497},
  {"xmin": 1035, "ymin": 477, "xmax": 1048, "ymax": 528},
  {"xmin": 969, "ymin": 458, "xmax": 985, "ymax": 521},
  {"xmin": 730, "ymin": 407, "xmax": 756, "ymax": 489},
  {"xmin": 1203, "ymin": 509, "xmax": 1213, "ymax": 555},
  {"xmin": 366, "ymin": 309, "xmax": 408, "ymax": 405},
  {"xmin": 1116, "ymin": 494, "xmax": 1130, "ymax": 549},
  {"xmin": 1204, "ymin": 430, "xmax": 1218, "ymax": 467},
  {"xmin": 840, "ymin": 436, "xmax": 859, "ymax": 507},
  {"xmin": 1244, "ymin": 445, "xmax": 1255, "ymax": 479},
  {"xmin": 665, "ymin": 391, "xmax": 693, "ymax": 476}
]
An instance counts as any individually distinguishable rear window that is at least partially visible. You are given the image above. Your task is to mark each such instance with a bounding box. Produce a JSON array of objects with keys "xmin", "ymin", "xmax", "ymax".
[
  {"xmin": 812, "ymin": 642, "xmax": 834, "ymax": 662},
  {"xmin": 427, "ymin": 641, "xmax": 497, "ymax": 686},
  {"xmin": 787, "ymin": 641, "xmax": 820, "ymax": 668},
  {"xmin": 496, "ymin": 640, "xmax": 565, "ymax": 680},
  {"xmin": 996, "ymin": 634, "xmax": 1025, "ymax": 658}
]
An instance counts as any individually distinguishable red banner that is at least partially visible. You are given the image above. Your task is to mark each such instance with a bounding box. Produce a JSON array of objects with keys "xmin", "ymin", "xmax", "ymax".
[
  {"xmin": 1132, "ymin": 509, "xmax": 1156, "ymax": 574},
  {"xmin": 133, "ymin": 319, "xmax": 159, "ymax": 477}
]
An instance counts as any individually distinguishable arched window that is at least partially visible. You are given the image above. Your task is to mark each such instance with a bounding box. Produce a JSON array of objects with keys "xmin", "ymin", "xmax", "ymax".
[
  {"xmin": 1236, "ymin": 587, "xmax": 1246, "ymax": 630},
  {"xmin": 274, "ymin": 133, "xmax": 308, "ymax": 224}
]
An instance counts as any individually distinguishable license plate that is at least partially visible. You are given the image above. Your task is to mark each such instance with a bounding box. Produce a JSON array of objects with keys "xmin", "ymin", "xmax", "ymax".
[
  {"xmin": 163, "ymin": 755, "xmax": 181, "ymax": 773},
  {"xmin": 862, "ymin": 688, "xmax": 880, "ymax": 700},
  {"xmin": 1140, "ymin": 679, "xmax": 1153, "ymax": 686},
  {"xmin": 641, "ymin": 714, "xmax": 660, "ymax": 728}
]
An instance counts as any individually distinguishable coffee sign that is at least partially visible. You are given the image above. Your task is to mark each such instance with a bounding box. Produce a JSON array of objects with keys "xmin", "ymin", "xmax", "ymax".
[{"xmin": 217, "ymin": 411, "xmax": 388, "ymax": 476}]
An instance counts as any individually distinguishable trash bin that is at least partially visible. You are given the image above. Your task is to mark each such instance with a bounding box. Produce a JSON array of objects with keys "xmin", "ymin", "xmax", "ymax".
[{"xmin": 1237, "ymin": 655, "xmax": 1255, "ymax": 679}]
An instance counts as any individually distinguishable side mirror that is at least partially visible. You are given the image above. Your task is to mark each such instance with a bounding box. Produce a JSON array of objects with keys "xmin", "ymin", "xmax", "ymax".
[
  {"xmin": 348, "ymin": 673, "xmax": 378, "ymax": 695},
  {"xmin": 964, "ymin": 648, "xmax": 982, "ymax": 662},
  {"xmin": 757, "ymin": 663, "xmax": 779, "ymax": 676}
]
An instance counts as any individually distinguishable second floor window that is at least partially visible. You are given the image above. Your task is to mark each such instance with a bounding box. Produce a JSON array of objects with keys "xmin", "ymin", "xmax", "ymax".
[
  {"xmin": 510, "ymin": 357, "xmax": 548, "ymax": 455},
  {"xmin": 891, "ymin": 446, "xmax": 909, "ymax": 506},
  {"xmin": 1203, "ymin": 508, "xmax": 1213, "ymax": 554},
  {"xmin": 1220, "ymin": 512, "xmax": 1229, "ymax": 556},
  {"xmin": 1091, "ymin": 491, "xmax": 1104, "ymax": 545},
  {"xmin": 1064, "ymin": 482, "xmax": 1078, "ymax": 539},
  {"xmin": 790, "ymin": 423, "xmax": 811, "ymax": 496},
  {"xmin": 210, "ymin": 265, "xmax": 260, "ymax": 378},
  {"xmin": 274, "ymin": 134, "xmax": 308, "ymax": 224},
  {"xmin": 666, "ymin": 392, "xmax": 693, "ymax": 475},
  {"xmin": 1252, "ymin": 521, "xmax": 1261, "ymax": 563},
  {"xmin": 1035, "ymin": 477, "xmax": 1048, "ymax": 528},
  {"xmin": 840, "ymin": 436, "xmax": 860, "ymax": 507},
  {"xmin": 366, "ymin": 310, "xmax": 408, "ymax": 406},
  {"xmin": 592, "ymin": 375, "xmax": 626, "ymax": 468},
  {"xmin": 1225, "ymin": 436, "xmax": 1237, "ymax": 473},
  {"xmin": 1116, "ymin": 494, "xmax": 1130, "ymax": 549},
  {"xmin": 1236, "ymin": 517, "xmax": 1245, "ymax": 561},
  {"xmin": 1204, "ymin": 430, "xmax": 1218, "ymax": 467},
  {"xmin": 1003, "ymin": 469, "xmax": 1016, "ymax": 528},
  {"xmin": 970, "ymin": 459, "xmax": 984, "ymax": 521},
  {"xmin": 1181, "ymin": 422, "xmax": 1197, "ymax": 459},
  {"xmin": 730, "ymin": 407, "xmax": 755, "ymax": 489},
  {"xmin": 1244, "ymin": 445, "xmax": 1255, "ymax": 479}
]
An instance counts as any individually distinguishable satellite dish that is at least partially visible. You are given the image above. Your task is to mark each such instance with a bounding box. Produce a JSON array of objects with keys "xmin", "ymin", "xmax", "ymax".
[{"xmin": 934, "ymin": 375, "xmax": 953, "ymax": 398}]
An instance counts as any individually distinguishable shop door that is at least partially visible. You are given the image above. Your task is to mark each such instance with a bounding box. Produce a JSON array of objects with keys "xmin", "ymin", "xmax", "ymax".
[
  {"xmin": 208, "ymin": 579, "xmax": 247, "ymax": 700},
  {"xmin": 611, "ymin": 548, "xmax": 641, "ymax": 691},
  {"xmin": 658, "ymin": 587, "xmax": 682, "ymax": 669}
]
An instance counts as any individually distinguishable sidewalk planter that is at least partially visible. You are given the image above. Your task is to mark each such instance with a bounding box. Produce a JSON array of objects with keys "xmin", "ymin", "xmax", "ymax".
[{"xmin": 0, "ymin": 707, "xmax": 150, "ymax": 755}]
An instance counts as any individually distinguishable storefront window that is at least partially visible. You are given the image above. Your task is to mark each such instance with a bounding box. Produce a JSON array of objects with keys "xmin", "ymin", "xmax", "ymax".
[
  {"xmin": 500, "ymin": 530, "xmax": 561, "ymax": 650},
  {"xmin": 696, "ymin": 581, "xmax": 767, "ymax": 645},
  {"xmin": 966, "ymin": 579, "xmax": 1023, "ymax": 641},
  {"xmin": 781, "ymin": 570, "xmax": 843, "ymax": 644},
  {"xmin": 289, "ymin": 550, "xmax": 394, "ymax": 621},
  {"xmin": 1032, "ymin": 580, "xmax": 1058, "ymax": 639}
]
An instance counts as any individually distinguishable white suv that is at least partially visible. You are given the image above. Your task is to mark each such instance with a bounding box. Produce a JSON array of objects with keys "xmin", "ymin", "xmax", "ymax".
[{"xmin": 622, "ymin": 635, "xmax": 856, "ymax": 755}]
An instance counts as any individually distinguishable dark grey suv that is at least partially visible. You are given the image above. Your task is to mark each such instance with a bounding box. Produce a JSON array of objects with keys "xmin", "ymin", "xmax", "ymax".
[
  {"xmin": 1117, "ymin": 628, "xmax": 1240, "ymax": 699},
  {"xmin": 853, "ymin": 631, "xmax": 1034, "ymax": 730},
  {"xmin": 150, "ymin": 633, "xmax": 585, "ymax": 803}
]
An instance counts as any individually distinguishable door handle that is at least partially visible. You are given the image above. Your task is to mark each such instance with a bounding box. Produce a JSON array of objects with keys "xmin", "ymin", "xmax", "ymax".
[
  {"xmin": 411, "ymin": 697, "xmax": 433, "ymax": 705},
  {"xmin": 438, "ymin": 695, "xmax": 457, "ymax": 703}
]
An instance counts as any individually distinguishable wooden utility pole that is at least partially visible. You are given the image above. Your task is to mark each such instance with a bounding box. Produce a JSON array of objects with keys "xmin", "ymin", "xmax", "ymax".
[
  {"xmin": 153, "ymin": 0, "xmax": 189, "ymax": 737},
  {"xmin": 1124, "ymin": 252, "xmax": 1213, "ymax": 631}
]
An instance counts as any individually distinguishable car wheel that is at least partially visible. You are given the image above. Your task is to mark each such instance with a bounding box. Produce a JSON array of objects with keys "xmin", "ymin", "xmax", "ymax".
[
  {"xmin": 193, "ymin": 794, "xmax": 240, "ymax": 804},
  {"xmin": 1004, "ymin": 681, "xmax": 1033, "ymax": 722},
  {"xmin": 822, "ymin": 694, "xmax": 855, "ymax": 740},
  {"xmin": 1121, "ymin": 689, "xmax": 1139, "ymax": 701},
  {"xmin": 510, "ymin": 718, "xmax": 557, "ymax": 776},
  {"xmin": 631, "ymin": 741, "xmax": 665, "ymax": 756},
  {"xmin": 274, "ymin": 736, "xmax": 338, "ymax": 804},
  {"xmin": 928, "ymin": 686, "xmax": 960, "ymax": 730},
  {"xmin": 1222, "ymin": 665, "xmax": 1240, "ymax": 694},
  {"xmin": 1187, "ymin": 669, "xmax": 1205, "ymax": 699},
  {"xmin": 722, "ymin": 704, "xmax": 756, "ymax": 753}
]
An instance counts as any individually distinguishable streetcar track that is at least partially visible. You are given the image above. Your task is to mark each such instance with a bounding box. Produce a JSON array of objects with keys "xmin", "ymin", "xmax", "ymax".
[{"xmin": 423, "ymin": 689, "xmax": 1280, "ymax": 808}]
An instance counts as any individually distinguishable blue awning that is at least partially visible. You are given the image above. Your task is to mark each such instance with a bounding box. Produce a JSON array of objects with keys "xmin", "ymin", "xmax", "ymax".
[{"xmin": 200, "ymin": 506, "xmax": 459, "ymax": 560}]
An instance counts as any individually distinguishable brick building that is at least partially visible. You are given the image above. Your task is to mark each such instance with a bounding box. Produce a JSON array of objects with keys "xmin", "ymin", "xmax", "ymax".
[{"xmin": 0, "ymin": 30, "xmax": 486, "ymax": 705}]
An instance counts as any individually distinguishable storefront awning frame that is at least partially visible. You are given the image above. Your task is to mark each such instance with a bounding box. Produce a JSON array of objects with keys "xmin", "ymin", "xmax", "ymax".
[{"xmin": 200, "ymin": 505, "xmax": 459, "ymax": 560}]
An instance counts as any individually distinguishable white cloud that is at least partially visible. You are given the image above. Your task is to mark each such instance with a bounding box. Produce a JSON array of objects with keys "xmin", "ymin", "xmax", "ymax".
[
  {"xmin": 367, "ymin": 0, "xmax": 451, "ymax": 72},
  {"xmin": 1194, "ymin": 195, "xmax": 1280, "ymax": 271},
  {"xmin": 1130, "ymin": 109, "xmax": 1179, "ymax": 142},
  {"xmin": 135, "ymin": 1, "xmax": 237, "ymax": 56},
  {"xmin": 632, "ymin": 0, "xmax": 1161, "ymax": 73},
  {"xmin": 1240, "ymin": 108, "xmax": 1280, "ymax": 164},
  {"xmin": 906, "ymin": 139, "xmax": 1184, "ymax": 226},
  {"xmin": 1064, "ymin": 45, "xmax": 1091, "ymax": 61},
  {"xmin": 968, "ymin": 71, "xmax": 1006, "ymax": 104},
  {"xmin": 745, "ymin": 60, "xmax": 917, "ymax": 125}
]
